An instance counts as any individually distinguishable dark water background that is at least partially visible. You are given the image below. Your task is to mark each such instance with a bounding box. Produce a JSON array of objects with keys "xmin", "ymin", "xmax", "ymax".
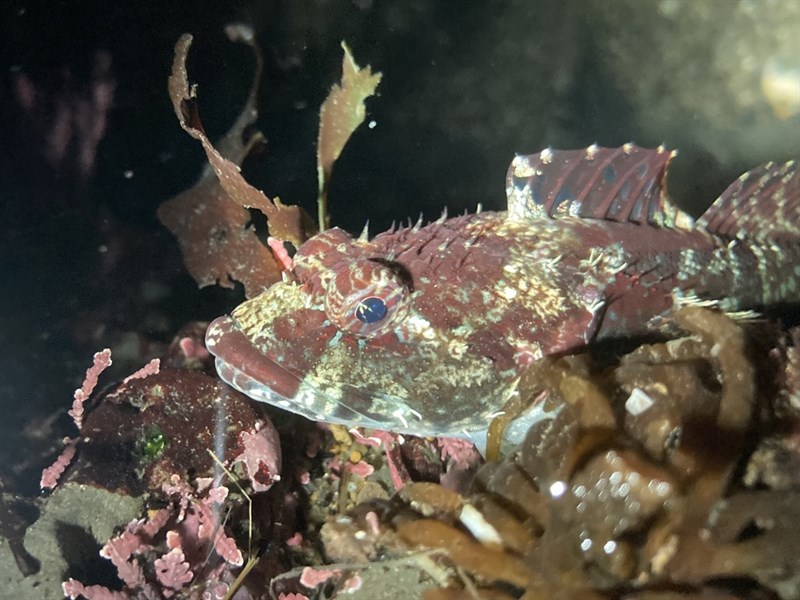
[{"xmin": 0, "ymin": 0, "xmax": 798, "ymax": 497}]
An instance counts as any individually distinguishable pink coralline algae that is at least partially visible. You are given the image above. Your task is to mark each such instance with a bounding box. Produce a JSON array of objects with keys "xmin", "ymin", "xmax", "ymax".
[
  {"xmin": 178, "ymin": 336, "xmax": 210, "ymax": 361},
  {"xmin": 231, "ymin": 422, "xmax": 282, "ymax": 493},
  {"xmin": 292, "ymin": 567, "xmax": 363, "ymax": 597},
  {"xmin": 348, "ymin": 428, "xmax": 409, "ymax": 490},
  {"xmin": 161, "ymin": 477, "xmax": 244, "ymax": 569},
  {"xmin": 110, "ymin": 357, "xmax": 161, "ymax": 397},
  {"xmin": 45, "ymin": 326, "xmax": 285, "ymax": 598},
  {"xmin": 154, "ymin": 548, "xmax": 194, "ymax": 596},
  {"xmin": 63, "ymin": 507, "xmax": 171, "ymax": 598},
  {"xmin": 64, "ymin": 476, "xmax": 246, "ymax": 599},
  {"xmin": 62, "ymin": 580, "xmax": 128, "ymax": 600},
  {"xmin": 298, "ymin": 566, "xmax": 341, "ymax": 587},
  {"xmin": 437, "ymin": 437, "xmax": 480, "ymax": 470},
  {"xmin": 68, "ymin": 347, "xmax": 112, "ymax": 429},
  {"xmin": 41, "ymin": 348, "xmax": 113, "ymax": 490},
  {"xmin": 39, "ymin": 438, "xmax": 77, "ymax": 490}
]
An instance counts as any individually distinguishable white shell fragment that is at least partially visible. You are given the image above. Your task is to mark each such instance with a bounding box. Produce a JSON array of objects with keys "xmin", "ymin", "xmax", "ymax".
[
  {"xmin": 458, "ymin": 503, "xmax": 502, "ymax": 546},
  {"xmin": 625, "ymin": 387, "xmax": 655, "ymax": 416}
]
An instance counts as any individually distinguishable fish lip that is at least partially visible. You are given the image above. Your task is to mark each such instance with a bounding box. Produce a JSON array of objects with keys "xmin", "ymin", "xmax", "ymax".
[{"xmin": 205, "ymin": 315, "xmax": 302, "ymax": 401}]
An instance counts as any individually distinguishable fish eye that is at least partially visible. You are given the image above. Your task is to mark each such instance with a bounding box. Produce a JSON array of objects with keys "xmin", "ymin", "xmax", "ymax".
[
  {"xmin": 325, "ymin": 259, "xmax": 409, "ymax": 337},
  {"xmin": 355, "ymin": 296, "xmax": 388, "ymax": 324}
]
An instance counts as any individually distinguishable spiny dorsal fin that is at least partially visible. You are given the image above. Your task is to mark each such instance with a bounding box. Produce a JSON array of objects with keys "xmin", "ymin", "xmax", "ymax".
[
  {"xmin": 505, "ymin": 144, "xmax": 692, "ymax": 228},
  {"xmin": 695, "ymin": 160, "xmax": 799, "ymax": 242}
]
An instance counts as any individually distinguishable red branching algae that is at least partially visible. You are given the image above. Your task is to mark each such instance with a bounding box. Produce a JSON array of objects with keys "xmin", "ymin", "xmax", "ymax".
[
  {"xmin": 316, "ymin": 41, "xmax": 382, "ymax": 229},
  {"xmin": 159, "ymin": 28, "xmax": 314, "ymax": 299},
  {"xmin": 159, "ymin": 176, "xmax": 282, "ymax": 299},
  {"xmin": 12, "ymin": 50, "xmax": 114, "ymax": 181}
]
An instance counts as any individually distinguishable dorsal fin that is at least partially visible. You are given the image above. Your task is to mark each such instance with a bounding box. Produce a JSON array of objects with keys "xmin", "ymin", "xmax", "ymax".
[
  {"xmin": 505, "ymin": 144, "xmax": 692, "ymax": 228},
  {"xmin": 695, "ymin": 160, "xmax": 799, "ymax": 242}
]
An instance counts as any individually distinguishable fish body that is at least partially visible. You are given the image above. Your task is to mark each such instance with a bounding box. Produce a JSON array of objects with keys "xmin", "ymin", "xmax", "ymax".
[{"xmin": 206, "ymin": 145, "xmax": 799, "ymax": 445}]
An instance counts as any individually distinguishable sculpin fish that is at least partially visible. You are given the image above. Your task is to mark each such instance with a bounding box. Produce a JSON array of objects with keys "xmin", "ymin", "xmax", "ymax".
[{"xmin": 205, "ymin": 145, "xmax": 799, "ymax": 447}]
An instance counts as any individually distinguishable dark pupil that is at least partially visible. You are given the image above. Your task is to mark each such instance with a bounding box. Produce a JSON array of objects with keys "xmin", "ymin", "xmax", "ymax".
[{"xmin": 355, "ymin": 296, "xmax": 387, "ymax": 324}]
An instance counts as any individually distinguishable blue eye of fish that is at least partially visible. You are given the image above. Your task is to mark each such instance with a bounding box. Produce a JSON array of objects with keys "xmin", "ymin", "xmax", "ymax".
[
  {"xmin": 355, "ymin": 296, "xmax": 387, "ymax": 323},
  {"xmin": 325, "ymin": 259, "xmax": 411, "ymax": 337}
]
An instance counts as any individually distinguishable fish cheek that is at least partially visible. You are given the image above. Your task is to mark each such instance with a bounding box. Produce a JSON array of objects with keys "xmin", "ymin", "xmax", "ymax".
[
  {"xmin": 206, "ymin": 315, "xmax": 304, "ymax": 401},
  {"xmin": 466, "ymin": 328, "xmax": 519, "ymax": 373},
  {"xmin": 270, "ymin": 309, "xmax": 337, "ymax": 374}
]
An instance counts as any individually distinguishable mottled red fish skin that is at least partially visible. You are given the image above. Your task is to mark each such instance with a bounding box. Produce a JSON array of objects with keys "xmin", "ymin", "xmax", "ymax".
[
  {"xmin": 271, "ymin": 308, "xmax": 334, "ymax": 370},
  {"xmin": 284, "ymin": 206, "xmax": 799, "ymax": 370},
  {"xmin": 208, "ymin": 146, "xmax": 799, "ymax": 439}
]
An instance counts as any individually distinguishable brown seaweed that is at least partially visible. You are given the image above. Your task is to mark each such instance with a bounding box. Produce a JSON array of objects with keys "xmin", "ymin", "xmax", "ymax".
[{"xmin": 321, "ymin": 309, "xmax": 800, "ymax": 599}]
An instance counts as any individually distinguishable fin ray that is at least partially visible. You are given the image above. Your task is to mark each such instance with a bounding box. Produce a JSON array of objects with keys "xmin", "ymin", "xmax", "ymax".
[
  {"xmin": 696, "ymin": 161, "xmax": 799, "ymax": 241},
  {"xmin": 505, "ymin": 144, "xmax": 691, "ymax": 227}
]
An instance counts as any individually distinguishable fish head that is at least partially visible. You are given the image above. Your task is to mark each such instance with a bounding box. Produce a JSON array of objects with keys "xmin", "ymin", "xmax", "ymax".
[{"xmin": 205, "ymin": 223, "xmax": 524, "ymax": 439}]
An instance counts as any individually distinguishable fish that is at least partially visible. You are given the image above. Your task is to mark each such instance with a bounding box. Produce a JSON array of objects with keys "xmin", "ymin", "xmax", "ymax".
[{"xmin": 205, "ymin": 144, "xmax": 800, "ymax": 449}]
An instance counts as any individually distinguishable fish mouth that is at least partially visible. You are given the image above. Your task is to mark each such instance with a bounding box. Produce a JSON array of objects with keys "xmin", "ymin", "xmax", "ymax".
[
  {"xmin": 205, "ymin": 315, "xmax": 554, "ymax": 455},
  {"xmin": 205, "ymin": 316, "xmax": 305, "ymax": 402},
  {"xmin": 205, "ymin": 316, "xmax": 429, "ymax": 432}
]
